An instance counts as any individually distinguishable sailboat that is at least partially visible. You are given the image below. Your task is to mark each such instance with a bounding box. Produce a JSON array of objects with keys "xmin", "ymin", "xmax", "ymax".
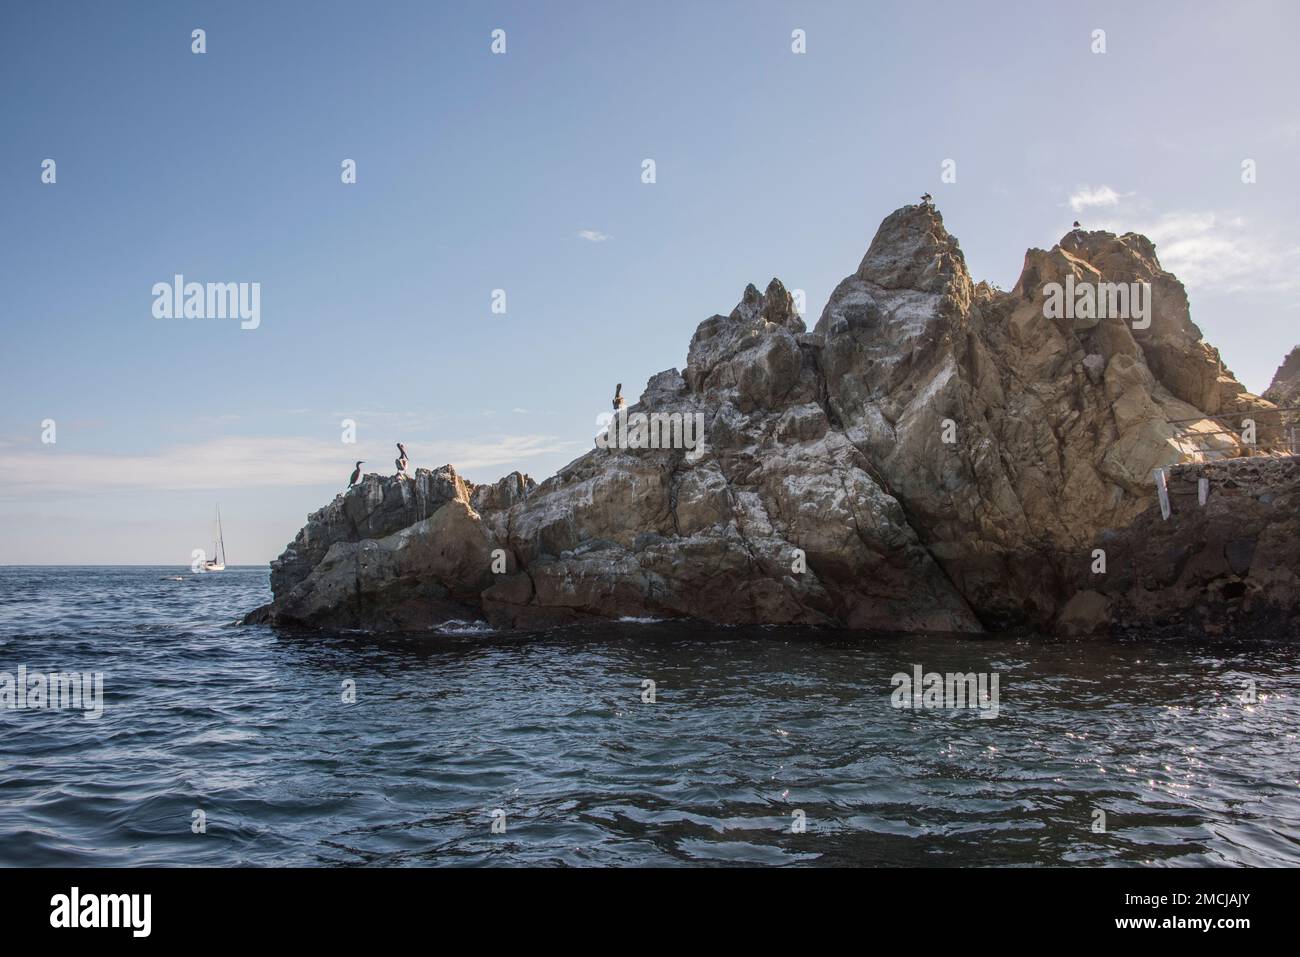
[{"xmin": 204, "ymin": 506, "xmax": 227, "ymax": 572}]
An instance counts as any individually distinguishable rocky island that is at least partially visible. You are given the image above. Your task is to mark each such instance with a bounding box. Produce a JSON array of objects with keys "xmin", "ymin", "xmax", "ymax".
[{"xmin": 246, "ymin": 204, "xmax": 1299, "ymax": 639}]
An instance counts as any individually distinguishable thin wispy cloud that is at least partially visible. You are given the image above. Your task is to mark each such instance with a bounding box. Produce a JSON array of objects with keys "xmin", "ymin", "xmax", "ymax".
[
  {"xmin": 577, "ymin": 229, "xmax": 612, "ymax": 242},
  {"xmin": 1265, "ymin": 120, "xmax": 1300, "ymax": 146},
  {"xmin": 448, "ymin": 434, "xmax": 581, "ymax": 474},
  {"xmin": 0, "ymin": 434, "xmax": 581, "ymax": 497},
  {"xmin": 1141, "ymin": 213, "xmax": 1300, "ymax": 295},
  {"xmin": 1068, "ymin": 185, "xmax": 1128, "ymax": 213},
  {"xmin": 1078, "ymin": 191, "xmax": 1300, "ymax": 294},
  {"xmin": 191, "ymin": 412, "xmax": 243, "ymax": 426},
  {"xmin": 328, "ymin": 409, "xmax": 445, "ymax": 433}
]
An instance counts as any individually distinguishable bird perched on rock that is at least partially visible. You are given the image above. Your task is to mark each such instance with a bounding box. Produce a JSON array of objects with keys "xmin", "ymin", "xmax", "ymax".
[
  {"xmin": 395, "ymin": 442, "xmax": 409, "ymax": 475},
  {"xmin": 349, "ymin": 461, "xmax": 364, "ymax": 487},
  {"xmin": 612, "ymin": 384, "xmax": 626, "ymax": 411},
  {"xmin": 1072, "ymin": 220, "xmax": 1081, "ymax": 229},
  {"xmin": 920, "ymin": 192, "xmax": 933, "ymax": 205}
]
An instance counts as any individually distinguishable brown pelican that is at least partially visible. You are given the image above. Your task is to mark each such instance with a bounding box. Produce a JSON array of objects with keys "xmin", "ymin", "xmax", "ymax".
[
  {"xmin": 612, "ymin": 383, "xmax": 626, "ymax": 411},
  {"xmin": 395, "ymin": 442, "xmax": 409, "ymax": 474},
  {"xmin": 920, "ymin": 192, "xmax": 933, "ymax": 205},
  {"xmin": 349, "ymin": 461, "xmax": 364, "ymax": 487}
]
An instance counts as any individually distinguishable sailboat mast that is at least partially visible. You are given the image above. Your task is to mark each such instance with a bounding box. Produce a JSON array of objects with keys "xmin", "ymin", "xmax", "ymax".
[{"xmin": 216, "ymin": 506, "xmax": 226, "ymax": 565}]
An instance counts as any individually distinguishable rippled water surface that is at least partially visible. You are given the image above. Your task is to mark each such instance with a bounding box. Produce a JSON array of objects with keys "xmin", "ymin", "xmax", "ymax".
[{"xmin": 0, "ymin": 566, "xmax": 1297, "ymax": 866}]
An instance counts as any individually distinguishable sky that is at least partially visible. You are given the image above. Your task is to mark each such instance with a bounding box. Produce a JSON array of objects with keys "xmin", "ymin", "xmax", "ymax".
[{"xmin": 2, "ymin": 0, "xmax": 1298, "ymax": 564}]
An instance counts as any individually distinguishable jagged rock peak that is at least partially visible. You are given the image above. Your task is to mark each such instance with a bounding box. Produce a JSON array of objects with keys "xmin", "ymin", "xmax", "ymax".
[
  {"xmin": 1264, "ymin": 345, "xmax": 1300, "ymax": 407},
  {"xmin": 684, "ymin": 278, "xmax": 809, "ymax": 398},
  {"xmin": 469, "ymin": 470, "xmax": 536, "ymax": 514},
  {"xmin": 1059, "ymin": 227, "xmax": 1160, "ymax": 267},
  {"xmin": 855, "ymin": 203, "xmax": 972, "ymax": 303},
  {"xmin": 1014, "ymin": 228, "xmax": 1172, "ymax": 304},
  {"xmin": 727, "ymin": 277, "xmax": 804, "ymax": 332}
]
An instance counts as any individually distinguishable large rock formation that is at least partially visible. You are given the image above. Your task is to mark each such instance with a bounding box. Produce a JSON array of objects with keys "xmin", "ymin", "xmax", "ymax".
[{"xmin": 247, "ymin": 204, "xmax": 1297, "ymax": 638}]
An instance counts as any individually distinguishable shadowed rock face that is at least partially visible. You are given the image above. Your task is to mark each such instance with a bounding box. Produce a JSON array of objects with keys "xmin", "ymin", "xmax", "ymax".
[
  {"xmin": 1264, "ymin": 345, "xmax": 1300, "ymax": 408},
  {"xmin": 1067, "ymin": 457, "xmax": 1300, "ymax": 639},
  {"xmin": 248, "ymin": 204, "xmax": 1295, "ymax": 637}
]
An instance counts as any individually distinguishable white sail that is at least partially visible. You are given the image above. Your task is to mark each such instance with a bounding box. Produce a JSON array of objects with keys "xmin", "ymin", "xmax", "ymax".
[{"xmin": 204, "ymin": 506, "xmax": 227, "ymax": 571}]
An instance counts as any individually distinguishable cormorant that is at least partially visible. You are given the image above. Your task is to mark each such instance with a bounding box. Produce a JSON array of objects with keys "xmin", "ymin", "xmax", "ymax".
[
  {"xmin": 349, "ymin": 461, "xmax": 364, "ymax": 487},
  {"xmin": 395, "ymin": 442, "xmax": 409, "ymax": 474},
  {"xmin": 612, "ymin": 383, "xmax": 626, "ymax": 411}
]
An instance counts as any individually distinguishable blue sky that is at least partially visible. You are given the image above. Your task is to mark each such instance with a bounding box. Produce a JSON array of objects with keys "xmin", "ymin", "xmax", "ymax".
[{"xmin": 2, "ymin": 0, "xmax": 1298, "ymax": 564}]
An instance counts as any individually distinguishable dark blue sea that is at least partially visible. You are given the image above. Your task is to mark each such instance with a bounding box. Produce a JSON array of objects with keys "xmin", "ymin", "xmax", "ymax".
[{"xmin": 0, "ymin": 566, "xmax": 1297, "ymax": 867}]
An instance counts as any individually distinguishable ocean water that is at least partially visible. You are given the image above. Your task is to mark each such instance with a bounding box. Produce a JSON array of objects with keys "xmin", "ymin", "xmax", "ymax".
[{"xmin": 0, "ymin": 565, "xmax": 1297, "ymax": 867}]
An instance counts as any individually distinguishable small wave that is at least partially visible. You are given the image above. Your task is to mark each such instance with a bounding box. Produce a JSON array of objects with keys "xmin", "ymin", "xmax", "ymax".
[
  {"xmin": 618, "ymin": 616, "xmax": 666, "ymax": 624},
  {"xmin": 436, "ymin": 619, "xmax": 496, "ymax": 635}
]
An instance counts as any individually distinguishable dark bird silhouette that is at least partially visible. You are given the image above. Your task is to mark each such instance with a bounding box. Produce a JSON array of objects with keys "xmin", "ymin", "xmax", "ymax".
[
  {"xmin": 349, "ymin": 461, "xmax": 364, "ymax": 487},
  {"xmin": 612, "ymin": 383, "xmax": 626, "ymax": 411},
  {"xmin": 395, "ymin": 442, "xmax": 409, "ymax": 474},
  {"xmin": 1072, "ymin": 220, "xmax": 1081, "ymax": 229},
  {"xmin": 920, "ymin": 192, "xmax": 933, "ymax": 205}
]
